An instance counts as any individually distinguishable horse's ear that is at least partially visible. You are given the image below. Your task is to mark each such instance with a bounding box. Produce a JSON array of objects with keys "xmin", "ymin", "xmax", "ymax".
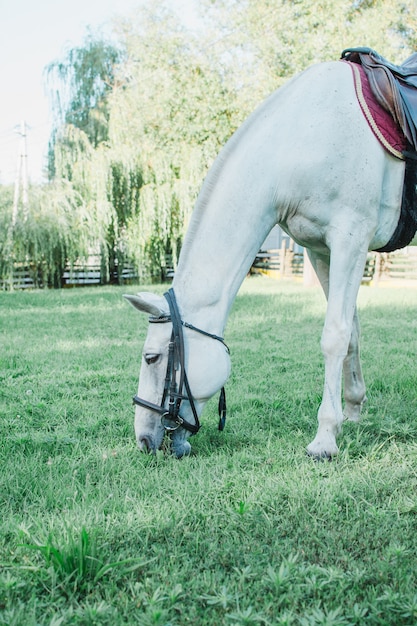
[{"xmin": 123, "ymin": 292, "xmax": 168, "ymax": 317}]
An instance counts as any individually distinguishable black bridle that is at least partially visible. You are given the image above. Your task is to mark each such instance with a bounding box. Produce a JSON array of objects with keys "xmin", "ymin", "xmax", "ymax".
[{"xmin": 132, "ymin": 288, "xmax": 228, "ymax": 435}]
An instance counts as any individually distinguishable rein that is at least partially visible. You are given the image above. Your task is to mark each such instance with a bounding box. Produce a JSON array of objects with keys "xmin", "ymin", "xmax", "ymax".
[{"xmin": 132, "ymin": 288, "xmax": 228, "ymax": 435}]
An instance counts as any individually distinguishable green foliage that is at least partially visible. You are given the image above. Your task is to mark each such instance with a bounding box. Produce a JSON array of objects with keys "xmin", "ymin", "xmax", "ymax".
[
  {"xmin": 19, "ymin": 526, "xmax": 150, "ymax": 596},
  {"xmin": 46, "ymin": 32, "xmax": 123, "ymax": 150},
  {"xmin": 207, "ymin": 0, "xmax": 417, "ymax": 101},
  {"xmin": 2, "ymin": 1, "xmax": 417, "ymax": 285},
  {"xmin": 106, "ymin": 4, "xmax": 242, "ymax": 279},
  {"xmin": 0, "ymin": 182, "xmax": 94, "ymax": 288}
]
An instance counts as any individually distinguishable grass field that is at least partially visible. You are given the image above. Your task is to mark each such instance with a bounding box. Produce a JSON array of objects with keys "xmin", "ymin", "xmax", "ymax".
[{"xmin": 1, "ymin": 277, "xmax": 417, "ymax": 625}]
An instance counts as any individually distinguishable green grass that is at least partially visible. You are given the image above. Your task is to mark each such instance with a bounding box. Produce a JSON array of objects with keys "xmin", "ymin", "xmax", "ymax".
[{"xmin": 1, "ymin": 278, "xmax": 417, "ymax": 625}]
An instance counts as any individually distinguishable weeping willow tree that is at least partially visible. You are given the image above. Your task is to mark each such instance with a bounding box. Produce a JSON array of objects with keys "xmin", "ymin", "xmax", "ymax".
[
  {"xmin": 50, "ymin": 123, "xmax": 119, "ymax": 281},
  {"xmin": 0, "ymin": 182, "xmax": 93, "ymax": 288},
  {"xmin": 46, "ymin": 34, "xmax": 131, "ymax": 282},
  {"xmin": 38, "ymin": 0, "xmax": 417, "ymax": 286},
  {"xmin": 46, "ymin": 34, "xmax": 123, "ymax": 174},
  {"xmin": 106, "ymin": 4, "xmax": 241, "ymax": 279}
]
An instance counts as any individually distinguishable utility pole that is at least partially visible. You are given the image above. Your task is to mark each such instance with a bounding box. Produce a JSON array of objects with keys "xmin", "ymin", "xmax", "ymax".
[{"xmin": 12, "ymin": 120, "xmax": 29, "ymax": 226}]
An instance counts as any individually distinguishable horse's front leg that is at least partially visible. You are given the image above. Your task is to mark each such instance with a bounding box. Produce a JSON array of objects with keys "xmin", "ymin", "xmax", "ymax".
[
  {"xmin": 306, "ymin": 251, "xmax": 367, "ymax": 425},
  {"xmin": 306, "ymin": 245, "xmax": 369, "ymax": 458}
]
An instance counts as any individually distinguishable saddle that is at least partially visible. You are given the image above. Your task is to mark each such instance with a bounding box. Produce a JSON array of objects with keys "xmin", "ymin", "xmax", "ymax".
[
  {"xmin": 342, "ymin": 47, "xmax": 417, "ymax": 253},
  {"xmin": 341, "ymin": 47, "xmax": 417, "ymax": 150}
]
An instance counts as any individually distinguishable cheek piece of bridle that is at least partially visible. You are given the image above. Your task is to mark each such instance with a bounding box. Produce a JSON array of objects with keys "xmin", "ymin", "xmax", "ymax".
[{"xmin": 132, "ymin": 288, "xmax": 229, "ymax": 435}]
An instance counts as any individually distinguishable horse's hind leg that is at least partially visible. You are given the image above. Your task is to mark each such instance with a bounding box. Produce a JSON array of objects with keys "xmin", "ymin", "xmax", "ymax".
[
  {"xmin": 306, "ymin": 246, "xmax": 368, "ymax": 458},
  {"xmin": 342, "ymin": 307, "xmax": 367, "ymax": 421}
]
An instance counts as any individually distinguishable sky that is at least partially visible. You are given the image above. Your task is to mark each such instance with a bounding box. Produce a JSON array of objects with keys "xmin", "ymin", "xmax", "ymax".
[{"xmin": 0, "ymin": 0, "xmax": 199, "ymax": 185}]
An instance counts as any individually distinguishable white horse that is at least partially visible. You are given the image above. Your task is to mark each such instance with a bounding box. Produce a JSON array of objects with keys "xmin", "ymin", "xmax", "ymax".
[{"xmin": 125, "ymin": 60, "xmax": 405, "ymax": 458}]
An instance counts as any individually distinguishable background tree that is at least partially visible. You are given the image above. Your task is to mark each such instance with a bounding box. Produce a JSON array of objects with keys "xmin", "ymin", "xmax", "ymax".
[
  {"xmin": 105, "ymin": 3, "xmax": 241, "ymax": 279},
  {"xmin": 46, "ymin": 34, "xmax": 129, "ymax": 281},
  {"xmin": 3, "ymin": 0, "xmax": 416, "ymax": 287},
  {"xmin": 0, "ymin": 181, "xmax": 92, "ymax": 288},
  {"xmin": 46, "ymin": 33, "xmax": 123, "ymax": 156},
  {"xmin": 205, "ymin": 0, "xmax": 417, "ymax": 109}
]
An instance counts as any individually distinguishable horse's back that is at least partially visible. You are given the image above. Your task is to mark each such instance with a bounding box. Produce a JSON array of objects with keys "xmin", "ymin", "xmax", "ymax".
[
  {"xmin": 194, "ymin": 58, "xmax": 404, "ymax": 255},
  {"xmin": 222, "ymin": 60, "xmax": 379, "ymax": 179}
]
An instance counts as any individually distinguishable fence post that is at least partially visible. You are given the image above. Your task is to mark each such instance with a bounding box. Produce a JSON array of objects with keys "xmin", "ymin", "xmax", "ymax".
[
  {"xmin": 279, "ymin": 240, "xmax": 286, "ymax": 278},
  {"xmin": 373, "ymin": 253, "xmax": 381, "ymax": 286}
]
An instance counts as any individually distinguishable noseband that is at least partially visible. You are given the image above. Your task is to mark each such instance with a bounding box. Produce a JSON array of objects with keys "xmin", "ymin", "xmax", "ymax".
[{"xmin": 132, "ymin": 288, "xmax": 228, "ymax": 435}]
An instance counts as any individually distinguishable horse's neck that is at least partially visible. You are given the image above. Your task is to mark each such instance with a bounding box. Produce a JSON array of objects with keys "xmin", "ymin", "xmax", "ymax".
[{"xmin": 173, "ymin": 145, "xmax": 276, "ymax": 334}]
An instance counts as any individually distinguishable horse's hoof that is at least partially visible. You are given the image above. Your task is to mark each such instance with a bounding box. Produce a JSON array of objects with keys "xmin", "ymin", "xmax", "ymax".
[
  {"xmin": 306, "ymin": 449, "xmax": 333, "ymax": 462},
  {"xmin": 306, "ymin": 439, "xmax": 338, "ymax": 460}
]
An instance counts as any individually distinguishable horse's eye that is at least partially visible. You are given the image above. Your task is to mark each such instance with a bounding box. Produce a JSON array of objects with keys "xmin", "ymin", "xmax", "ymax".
[{"xmin": 144, "ymin": 353, "xmax": 160, "ymax": 365}]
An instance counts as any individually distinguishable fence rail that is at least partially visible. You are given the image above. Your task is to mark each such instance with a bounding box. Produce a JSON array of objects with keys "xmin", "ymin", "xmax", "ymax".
[
  {"xmin": 3, "ymin": 248, "xmax": 417, "ymax": 290},
  {"xmin": 0, "ymin": 266, "xmax": 36, "ymax": 290},
  {"xmin": 382, "ymin": 250, "xmax": 417, "ymax": 280},
  {"xmin": 251, "ymin": 246, "xmax": 304, "ymax": 278},
  {"xmin": 251, "ymin": 246, "xmax": 417, "ymax": 284},
  {"xmin": 0, "ymin": 262, "xmax": 140, "ymax": 291}
]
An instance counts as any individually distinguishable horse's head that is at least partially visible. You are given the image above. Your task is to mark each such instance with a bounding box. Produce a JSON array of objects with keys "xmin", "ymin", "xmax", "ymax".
[{"xmin": 124, "ymin": 290, "xmax": 231, "ymax": 457}]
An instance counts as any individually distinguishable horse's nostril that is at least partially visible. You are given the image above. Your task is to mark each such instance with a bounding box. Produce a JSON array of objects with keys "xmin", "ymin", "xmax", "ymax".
[{"xmin": 138, "ymin": 436, "xmax": 154, "ymax": 453}]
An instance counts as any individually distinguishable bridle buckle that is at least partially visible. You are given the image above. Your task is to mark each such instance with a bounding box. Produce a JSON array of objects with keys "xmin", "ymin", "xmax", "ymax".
[{"xmin": 161, "ymin": 411, "xmax": 183, "ymax": 432}]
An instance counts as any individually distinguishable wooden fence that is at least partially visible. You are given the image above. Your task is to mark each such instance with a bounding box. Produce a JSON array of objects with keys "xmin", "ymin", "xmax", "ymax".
[
  {"xmin": 2, "ymin": 247, "xmax": 417, "ymax": 290},
  {"xmin": 251, "ymin": 242, "xmax": 304, "ymax": 279},
  {"xmin": 61, "ymin": 262, "xmax": 139, "ymax": 287},
  {"xmin": 0, "ymin": 266, "xmax": 37, "ymax": 290},
  {"xmin": 0, "ymin": 253, "xmax": 177, "ymax": 290},
  {"xmin": 251, "ymin": 245, "xmax": 417, "ymax": 284},
  {"xmin": 0, "ymin": 262, "xmax": 139, "ymax": 291},
  {"xmin": 376, "ymin": 249, "xmax": 417, "ymax": 282}
]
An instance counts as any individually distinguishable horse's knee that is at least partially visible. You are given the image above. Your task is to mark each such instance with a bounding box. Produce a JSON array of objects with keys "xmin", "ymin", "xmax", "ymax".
[{"xmin": 320, "ymin": 322, "xmax": 350, "ymax": 359}]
